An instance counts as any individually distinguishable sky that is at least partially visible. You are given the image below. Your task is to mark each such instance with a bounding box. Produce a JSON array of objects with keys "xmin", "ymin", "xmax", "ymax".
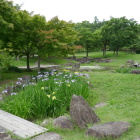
[{"xmin": 11, "ymin": 0, "xmax": 140, "ymax": 23}]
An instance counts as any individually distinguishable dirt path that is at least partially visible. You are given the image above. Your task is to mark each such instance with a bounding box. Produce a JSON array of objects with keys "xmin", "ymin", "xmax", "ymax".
[{"xmin": 18, "ymin": 64, "xmax": 59, "ymax": 69}]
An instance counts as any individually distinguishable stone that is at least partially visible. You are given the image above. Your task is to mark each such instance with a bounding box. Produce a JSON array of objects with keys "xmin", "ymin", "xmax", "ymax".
[
  {"xmin": 70, "ymin": 95, "xmax": 100, "ymax": 128},
  {"xmin": 86, "ymin": 121, "xmax": 130, "ymax": 139},
  {"xmin": 93, "ymin": 103, "xmax": 107, "ymax": 110},
  {"xmin": 0, "ymin": 132, "xmax": 11, "ymax": 140},
  {"xmin": 53, "ymin": 116, "xmax": 73, "ymax": 129},
  {"xmin": 21, "ymin": 75, "xmax": 31, "ymax": 81},
  {"xmin": 0, "ymin": 126, "xmax": 7, "ymax": 132},
  {"xmin": 130, "ymin": 69, "xmax": 140, "ymax": 74},
  {"xmin": 41, "ymin": 119, "xmax": 50, "ymax": 127},
  {"xmin": 31, "ymin": 132, "xmax": 62, "ymax": 140},
  {"xmin": 126, "ymin": 60, "xmax": 134, "ymax": 64},
  {"xmin": 6, "ymin": 139, "xmax": 20, "ymax": 140}
]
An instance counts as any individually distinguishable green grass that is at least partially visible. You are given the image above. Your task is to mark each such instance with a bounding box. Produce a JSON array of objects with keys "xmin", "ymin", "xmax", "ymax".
[
  {"xmin": 1, "ymin": 51, "xmax": 140, "ymax": 140},
  {"xmin": 11, "ymin": 56, "xmax": 72, "ymax": 67}
]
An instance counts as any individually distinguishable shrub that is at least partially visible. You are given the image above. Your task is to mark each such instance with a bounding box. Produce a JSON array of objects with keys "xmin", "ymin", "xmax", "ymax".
[
  {"xmin": 3, "ymin": 65, "xmax": 21, "ymax": 73},
  {"xmin": 0, "ymin": 70, "xmax": 90, "ymax": 120},
  {"xmin": 115, "ymin": 67, "xmax": 131, "ymax": 74}
]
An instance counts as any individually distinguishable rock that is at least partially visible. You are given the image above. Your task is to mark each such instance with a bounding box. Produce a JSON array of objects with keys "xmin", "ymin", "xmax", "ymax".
[
  {"xmin": 6, "ymin": 139, "xmax": 20, "ymax": 140},
  {"xmin": 41, "ymin": 119, "xmax": 50, "ymax": 127},
  {"xmin": 126, "ymin": 60, "xmax": 134, "ymax": 64},
  {"xmin": 53, "ymin": 116, "xmax": 73, "ymax": 129},
  {"xmin": 70, "ymin": 95, "xmax": 100, "ymax": 128},
  {"xmin": 21, "ymin": 75, "xmax": 31, "ymax": 82},
  {"xmin": 86, "ymin": 121, "xmax": 130, "ymax": 139},
  {"xmin": 0, "ymin": 126, "xmax": 7, "ymax": 132},
  {"xmin": 130, "ymin": 70, "xmax": 140, "ymax": 74},
  {"xmin": 93, "ymin": 103, "xmax": 107, "ymax": 110},
  {"xmin": 31, "ymin": 132, "xmax": 62, "ymax": 140},
  {"xmin": 0, "ymin": 132, "xmax": 11, "ymax": 140}
]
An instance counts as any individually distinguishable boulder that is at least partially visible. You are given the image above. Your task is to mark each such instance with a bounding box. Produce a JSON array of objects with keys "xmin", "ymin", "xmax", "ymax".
[
  {"xmin": 70, "ymin": 95, "xmax": 100, "ymax": 128},
  {"xmin": 31, "ymin": 132, "xmax": 62, "ymax": 140},
  {"xmin": 126, "ymin": 60, "xmax": 134, "ymax": 64},
  {"xmin": 130, "ymin": 70, "xmax": 140, "ymax": 74},
  {"xmin": 86, "ymin": 121, "xmax": 130, "ymax": 139},
  {"xmin": 53, "ymin": 116, "xmax": 73, "ymax": 129}
]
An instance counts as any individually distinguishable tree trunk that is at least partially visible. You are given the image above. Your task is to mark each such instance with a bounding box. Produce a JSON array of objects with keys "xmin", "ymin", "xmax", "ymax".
[
  {"xmin": 116, "ymin": 48, "xmax": 119, "ymax": 56},
  {"xmin": 37, "ymin": 55, "xmax": 41, "ymax": 72},
  {"xmin": 86, "ymin": 47, "xmax": 89, "ymax": 57},
  {"xmin": 26, "ymin": 53, "xmax": 31, "ymax": 71},
  {"xmin": 103, "ymin": 45, "xmax": 106, "ymax": 57},
  {"xmin": 103, "ymin": 50, "xmax": 106, "ymax": 57}
]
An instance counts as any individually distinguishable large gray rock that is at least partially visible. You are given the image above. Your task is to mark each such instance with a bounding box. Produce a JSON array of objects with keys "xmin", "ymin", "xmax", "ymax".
[
  {"xmin": 53, "ymin": 116, "xmax": 73, "ymax": 129},
  {"xmin": 130, "ymin": 70, "xmax": 140, "ymax": 74},
  {"xmin": 31, "ymin": 132, "xmax": 62, "ymax": 140},
  {"xmin": 70, "ymin": 95, "xmax": 100, "ymax": 128},
  {"xmin": 86, "ymin": 121, "xmax": 130, "ymax": 139}
]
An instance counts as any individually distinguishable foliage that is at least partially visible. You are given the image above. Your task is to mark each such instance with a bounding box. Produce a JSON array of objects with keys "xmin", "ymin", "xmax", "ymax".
[
  {"xmin": 0, "ymin": 50, "xmax": 12, "ymax": 70},
  {"xmin": 75, "ymin": 18, "xmax": 105, "ymax": 57},
  {"xmin": 3, "ymin": 65, "xmax": 21, "ymax": 73},
  {"xmin": 0, "ymin": 70, "xmax": 90, "ymax": 119},
  {"xmin": 0, "ymin": 0, "xmax": 19, "ymax": 42},
  {"xmin": 46, "ymin": 16, "xmax": 79, "ymax": 57},
  {"xmin": 101, "ymin": 17, "xmax": 139, "ymax": 56},
  {"xmin": 115, "ymin": 66, "xmax": 132, "ymax": 73}
]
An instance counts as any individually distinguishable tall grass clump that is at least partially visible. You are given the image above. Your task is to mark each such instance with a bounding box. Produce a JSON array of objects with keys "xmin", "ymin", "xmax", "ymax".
[
  {"xmin": 115, "ymin": 66, "xmax": 132, "ymax": 73},
  {"xmin": 0, "ymin": 70, "xmax": 90, "ymax": 120}
]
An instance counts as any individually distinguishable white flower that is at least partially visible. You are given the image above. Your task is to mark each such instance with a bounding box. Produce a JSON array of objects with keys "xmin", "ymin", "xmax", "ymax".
[
  {"xmin": 16, "ymin": 81, "xmax": 21, "ymax": 85},
  {"xmin": 11, "ymin": 92, "xmax": 17, "ymax": 95},
  {"xmin": 2, "ymin": 90, "xmax": 7, "ymax": 93},
  {"xmin": 18, "ymin": 78, "xmax": 22, "ymax": 80}
]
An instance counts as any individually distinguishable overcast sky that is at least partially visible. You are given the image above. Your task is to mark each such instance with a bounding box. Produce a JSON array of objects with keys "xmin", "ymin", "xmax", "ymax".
[{"xmin": 11, "ymin": 0, "xmax": 140, "ymax": 23}]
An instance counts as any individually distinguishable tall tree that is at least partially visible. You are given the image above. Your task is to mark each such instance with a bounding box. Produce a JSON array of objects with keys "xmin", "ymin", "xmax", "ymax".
[
  {"xmin": 9, "ymin": 10, "xmax": 35, "ymax": 71},
  {"xmin": 0, "ymin": 0, "xmax": 19, "ymax": 43},
  {"xmin": 101, "ymin": 17, "xmax": 138, "ymax": 56},
  {"xmin": 46, "ymin": 16, "xmax": 78, "ymax": 57},
  {"xmin": 76, "ymin": 27, "xmax": 94, "ymax": 57}
]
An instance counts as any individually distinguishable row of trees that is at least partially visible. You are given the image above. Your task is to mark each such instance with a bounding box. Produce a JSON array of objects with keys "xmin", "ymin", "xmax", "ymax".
[{"xmin": 0, "ymin": 0, "xmax": 140, "ymax": 71}]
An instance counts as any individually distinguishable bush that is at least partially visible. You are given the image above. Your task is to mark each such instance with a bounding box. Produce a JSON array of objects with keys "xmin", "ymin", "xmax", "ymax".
[
  {"xmin": 115, "ymin": 67, "xmax": 131, "ymax": 74},
  {"xmin": 3, "ymin": 65, "xmax": 21, "ymax": 73},
  {"xmin": 0, "ymin": 70, "xmax": 90, "ymax": 120},
  {"xmin": 135, "ymin": 50, "xmax": 140, "ymax": 54}
]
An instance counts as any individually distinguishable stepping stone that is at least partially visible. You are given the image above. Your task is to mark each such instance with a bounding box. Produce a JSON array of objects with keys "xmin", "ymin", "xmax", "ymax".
[
  {"xmin": 31, "ymin": 132, "xmax": 62, "ymax": 140},
  {"xmin": 0, "ymin": 109, "xmax": 48, "ymax": 139},
  {"xmin": 86, "ymin": 121, "xmax": 130, "ymax": 139}
]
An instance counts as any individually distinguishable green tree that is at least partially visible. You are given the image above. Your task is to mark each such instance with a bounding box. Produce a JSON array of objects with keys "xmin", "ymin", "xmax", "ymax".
[
  {"xmin": 101, "ymin": 17, "xmax": 138, "ymax": 56},
  {"xmin": 9, "ymin": 10, "xmax": 35, "ymax": 71},
  {"xmin": 0, "ymin": 0, "xmax": 19, "ymax": 43},
  {"xmin": 47, "ymin": 16, "xmax": 78, "ymax": 57},
  {"xmin": 76, "ymin": 27, "xmax": 95, "ymax": 57}
]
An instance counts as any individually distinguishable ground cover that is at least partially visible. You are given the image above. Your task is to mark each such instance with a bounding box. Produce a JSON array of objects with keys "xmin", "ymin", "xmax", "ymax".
[{"xmin": 0, "ymin": 51, "xmax": 140, "ymax": 139}]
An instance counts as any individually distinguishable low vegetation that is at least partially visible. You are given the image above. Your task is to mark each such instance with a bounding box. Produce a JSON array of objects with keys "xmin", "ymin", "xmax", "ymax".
[{"xmin": 0, "ymin": 51, "xmax": 140, "ymax": 140}]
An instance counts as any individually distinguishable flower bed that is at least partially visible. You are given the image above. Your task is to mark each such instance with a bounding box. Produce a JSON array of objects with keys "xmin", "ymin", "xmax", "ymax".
[{"xmin": 0, "ymin": 69, "xmax": 90, "ymax": 120}]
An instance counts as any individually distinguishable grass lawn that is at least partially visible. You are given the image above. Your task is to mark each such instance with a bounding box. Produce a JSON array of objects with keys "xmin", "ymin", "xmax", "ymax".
[{"xmin": 1, "ymin": 51, "xmax": 140, "ymax": 140}]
